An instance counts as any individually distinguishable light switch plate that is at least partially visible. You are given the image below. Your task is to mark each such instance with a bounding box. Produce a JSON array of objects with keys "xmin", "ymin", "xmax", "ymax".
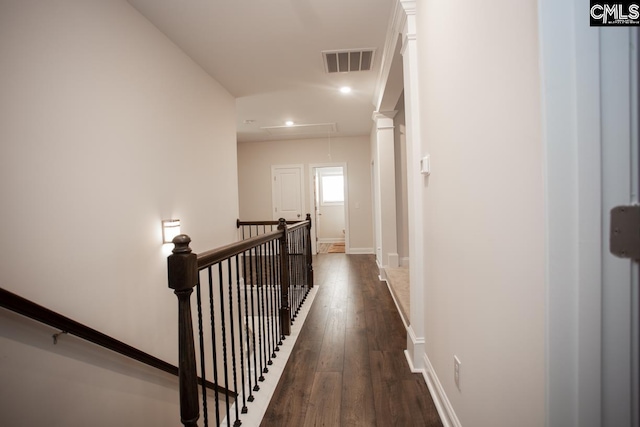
[{"xmin": 420, "ymin": 155, "xmax": 431, "ymax": 175}]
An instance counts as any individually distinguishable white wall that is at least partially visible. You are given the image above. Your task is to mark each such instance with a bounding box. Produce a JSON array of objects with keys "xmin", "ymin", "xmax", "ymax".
[
  {"xmin": 237, "ymin": 136, "xmax": 373, "ymax": 252},
  {"xmin": 371, "ymin": 112, "xmax": 399, "ymax": 268},
  {"xmin": 0, "ymin": 0, "xmax": 238, "ymax": 425},
  {"xmin": 394, "ymin": 94, "xmax": 409, "ymax": 264},
  {"xmin": 416, "ymin": 1, "xmax": 545, "ymax": 426}
]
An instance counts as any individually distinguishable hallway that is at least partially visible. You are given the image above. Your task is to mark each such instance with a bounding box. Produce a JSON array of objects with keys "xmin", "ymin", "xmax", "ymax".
[{"xmin": 260, "ymin": 254, "xmax": 442, "ymax": 426}]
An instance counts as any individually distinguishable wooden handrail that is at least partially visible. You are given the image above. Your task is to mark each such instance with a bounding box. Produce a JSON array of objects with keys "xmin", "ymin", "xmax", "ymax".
[
  {"xmin": 198, "ymin": 229, "xmax": 282, "ymax": 269},
  {"xmin": 201, "ymin": 220, "xmax": 308, "ymax": 268},
  {"xmin": 0, "ymin": 287, "xmax": 235, "ymax": 398},
  {"xmin": 236, "ymin": 219, "xmax": 306, "ymax": 227},
  {"xmin": 285, "ymin": 220, "xmax": 308, "ymax": 233},
  {"xmin": 169, "ymin": 217, "xmax": 314, "ymax": 426}
]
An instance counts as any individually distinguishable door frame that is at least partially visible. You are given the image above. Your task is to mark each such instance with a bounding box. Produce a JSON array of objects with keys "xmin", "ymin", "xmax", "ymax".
[
  {"xmin": 308, "ymin": 162, "xmax": 349, "ymax": 255},
  {"xmin": 540, "ymin": 3, "xmax": 639, "ymax": 425}
]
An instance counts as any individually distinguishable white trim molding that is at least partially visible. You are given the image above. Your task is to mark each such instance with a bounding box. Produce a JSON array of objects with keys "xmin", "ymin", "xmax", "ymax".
[
  {"xmin": 347, "ymin": 247, "xmax": 374, "ymax": 255},
  {"xmin": 405, "ymin": 325, "xmax": 425, "ymax": 371},
  {"xmin": 317, "ymin": 238, "xmax": 344, "ymax": 244},
  {"xmin": 381, "ymin": 275, "xmax": 409, "ymax": 329},
  {"xmin": 419, "ymin": 353, "xmax": 462, "ymax": 427}
]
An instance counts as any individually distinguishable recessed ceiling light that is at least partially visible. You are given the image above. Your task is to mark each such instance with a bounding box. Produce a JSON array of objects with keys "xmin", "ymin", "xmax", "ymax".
[
  {"xmin": 285, "ymin": 120, "xmax": 294, "ymax": 126},
  {"xmin": 340, "ymin": 86, "xmax": 352, "ymax": 94}
]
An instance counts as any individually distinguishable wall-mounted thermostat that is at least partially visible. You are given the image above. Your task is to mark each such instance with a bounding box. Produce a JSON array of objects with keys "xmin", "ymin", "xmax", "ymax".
[{"xmin": 420, "ymin": 155, "xmax": 431, "ymax": 176}]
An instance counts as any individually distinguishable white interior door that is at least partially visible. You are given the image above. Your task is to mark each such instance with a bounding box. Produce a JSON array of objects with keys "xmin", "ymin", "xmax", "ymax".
[
  {"xmin": 601, "ymin": 27, "xmax": 639, "ymax": 427},
  {"xmin": 315, "ymin": 166, "xmax": 345, "ymax": 243},
  {"xmin": 308, "ymin": 163, "xmax": 349, "ymax": 255},
  {"xmin": 271, "ymin": 165, "xmax": 304, "ymax": 221}
]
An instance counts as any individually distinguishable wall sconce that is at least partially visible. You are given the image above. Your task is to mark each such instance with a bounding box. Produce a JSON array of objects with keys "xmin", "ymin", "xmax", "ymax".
[{"xmin": 162, "ymin": 219, "xmax": 181, "ymax": 243}]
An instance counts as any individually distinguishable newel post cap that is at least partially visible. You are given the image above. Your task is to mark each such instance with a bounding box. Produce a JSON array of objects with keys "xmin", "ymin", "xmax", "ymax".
[
  {"xmin": 167, "ymin": 234, "xmax": 198, "ymax": 291},
  {"xmin": 277, "ymin": 217, "xmax": 287, "ymax": 230},
  {"xmin": 171, "ymin": 234, "xmax": 192, "ymax": 254}
]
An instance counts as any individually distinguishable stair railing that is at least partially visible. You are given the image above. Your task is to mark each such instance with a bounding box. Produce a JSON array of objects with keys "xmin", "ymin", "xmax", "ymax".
[
  {"xmin": 0, "ymin": 287, "xmax": 234, "ymax": 416},
  {"xmin": 167, "ymin": 215, "xmax": 313, "ymax": 427}
]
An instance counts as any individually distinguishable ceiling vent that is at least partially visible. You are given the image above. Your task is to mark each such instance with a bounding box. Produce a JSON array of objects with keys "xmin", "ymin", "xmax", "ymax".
[{"xmin": 322, "ymin": 49, "xmax": 375, "ymax": 73}]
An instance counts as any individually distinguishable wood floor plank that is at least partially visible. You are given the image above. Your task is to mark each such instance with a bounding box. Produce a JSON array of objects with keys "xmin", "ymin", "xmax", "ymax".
[
  {"xmin": 260, "ymin": 254, "xmax": 442, "ymax": 427},
  {"xmin": 345, "ymin": 295, "xmax": 367, "ymax": 331},
  {"xmin": 370, "ymin": 350, "xmax": 421, "ymax": 427},
  {"xmin": 302, "ymin": 371, "xmax": 342, "ymax": 427},
  {"xmin": 341, "ymin": 328, "xmax": 376, "ymax": 427},
  {"xmin": 365, "ymin": 306, "xmax": 394, "ymax": 351},
  {"xmin": 403, "ymin": 377, "xmax": 444, "ymax": 427},
  {"xmin": 316, "ymin": 306, "xmax": 346, "ymax": 372},
  {"xmin": 259, "ymin": 342, "xmax": 321, "ymax": 426}
]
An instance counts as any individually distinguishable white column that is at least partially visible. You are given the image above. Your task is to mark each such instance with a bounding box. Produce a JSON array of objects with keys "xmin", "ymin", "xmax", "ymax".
[
  {"xmin": 399, "ymin": 0, "xmax": 426, "ymax": 371},
  {"xmin": 372, "ymin": 111, "xmax": 399, "ymax": 277}
]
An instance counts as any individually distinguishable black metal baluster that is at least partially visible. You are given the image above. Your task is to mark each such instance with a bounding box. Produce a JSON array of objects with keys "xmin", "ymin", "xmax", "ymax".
[
  {"xmin": 291, "ymin": 231, "xmax": 296, "ymax": 320},
  {"xmin": 295, "ymin": 229, "xmax": 302, "ymax": 313},
  {"xmin": 265, "ymin": 240, "xmax": 276, "ymax": 361},
  {"xmin": 236, "ymin": 255, "xmax": 249, "ymax": 413},
  {"xmin": 248, "ymin": 247, "xmax": 262, "ymax": 387},
  {"xmin": 195, "ymin": 282, "xmax": 209, "ymax": 427},
  {"xmin": 207, "ymin": 266, "xmax": 221, "ymax": 427},
  {"xmin": 289, "ymin": 233, "xmax": 296, "ymax": 322},
  {"xmin": 226, "ymin": 259, "xmax": 241, "ymax": 427},
  {"xmin": 270, "ymin": 239, "xmax": 281, "ymax": 350},
  {"xmin": 258, "ymin": 243, "xmax": 269, "ymax": 374},
  {"xmin": 302, "ymin": 230, "xmax": 308, "ymax": 301},
  {"xmin": 274, "ymin": 240, "xmax": 284, "ymax": 345},
  {"xmin": 265, "ymin": 239, "xmax": 274, "ymax": 364},
  {"xmin": 302, "ymin": 228, "xmax": 309, "ymax": 301},
  {"xmin": 216, "ymin": 265, "xmax": 232, "ymax": 427},
  {"xmin": 255, "ymin": 244, "xmax": 266, "ymax": 381},
  {"xmin": 296, "ymin": 229, "xmax": 302, "ymax": 315}
]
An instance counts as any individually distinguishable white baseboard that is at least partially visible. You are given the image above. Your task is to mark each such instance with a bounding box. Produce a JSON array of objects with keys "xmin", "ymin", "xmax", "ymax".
[
  {"xmin": 406, "ymin": 326, "xmax": 425, "ymax": 371},
  {"xmin": 419, "ymin": 352, "xmax": 462, "ymax": 427},
  {"xmin": 378, "ymin": 269, "xmax": 387, "ymax": 282},
  {"xmin": 347, "ymin": 247, "xmax": 374, "ymax": 255},
  {"xmin": 375, "ymin": 258, "xmax": 386, "ymax": 281},
  {"xmin": 381, "ymin": 274, "xmax": 408, "ymax": 329},
  {"xmin": 317, "ymin": 238, "xmax": 344, "ymax": 243},
  {"xmin": 400, "ymin": 257, "xmax": 410, "ymax": 267}
]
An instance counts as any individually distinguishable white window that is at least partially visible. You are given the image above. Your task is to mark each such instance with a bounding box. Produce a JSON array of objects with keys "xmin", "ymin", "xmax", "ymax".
[{"xmin": 321, "ymin": 174, "xmax": 344, "ymax": 205}]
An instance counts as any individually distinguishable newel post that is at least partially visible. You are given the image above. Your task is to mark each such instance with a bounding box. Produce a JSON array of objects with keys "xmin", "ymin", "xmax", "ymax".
[
  {"xmin": 305, "ymin": 213, "xmax": 314, "ymax": 289},
  {"xmin": 167, "ymin": 234, "xmax": 200, "ymax": 427},
  {"xmin": 277, "ymin": 218, "xmax": 292, "ymax": 336}
]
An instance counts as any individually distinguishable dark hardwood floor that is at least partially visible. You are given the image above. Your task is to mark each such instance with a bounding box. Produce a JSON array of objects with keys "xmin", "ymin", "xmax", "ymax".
[{"xmin": 260, "ymin": 254, "xmax": 443, "ymax": 427}]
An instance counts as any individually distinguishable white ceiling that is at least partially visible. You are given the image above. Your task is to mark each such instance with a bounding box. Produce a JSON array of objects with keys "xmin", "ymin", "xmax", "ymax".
[{"xmin": 127, "ymin": 0, "xmax": 394, "ymax": 142}]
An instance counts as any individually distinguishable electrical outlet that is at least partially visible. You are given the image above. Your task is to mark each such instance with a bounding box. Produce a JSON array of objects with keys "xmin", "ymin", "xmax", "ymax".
[{"xmin": 454, "ymin": 356, "xmax": 461, "ymax": 390}]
